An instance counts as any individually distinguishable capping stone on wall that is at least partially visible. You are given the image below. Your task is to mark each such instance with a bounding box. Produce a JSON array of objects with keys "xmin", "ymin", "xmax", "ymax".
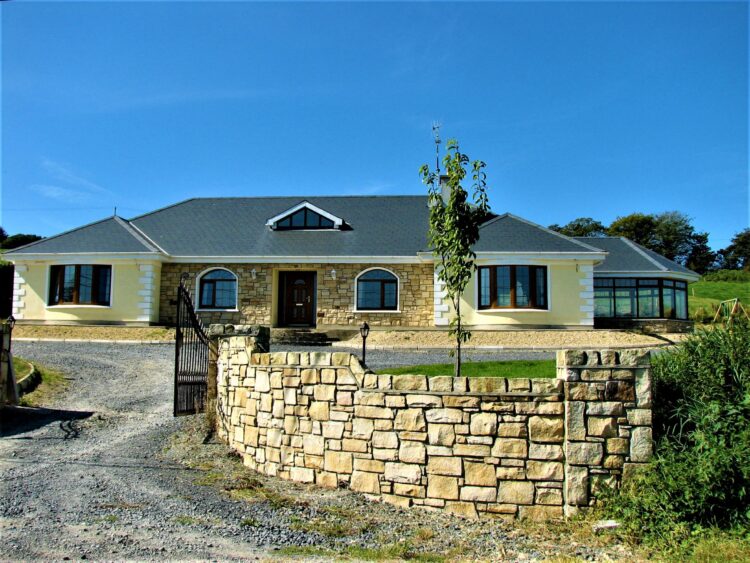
[{"xmin": 216, "ymin": 335, "xmax": 653, "ymax": 519}]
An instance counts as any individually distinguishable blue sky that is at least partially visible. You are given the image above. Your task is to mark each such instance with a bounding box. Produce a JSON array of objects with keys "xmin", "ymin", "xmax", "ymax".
[{"xmin": 2, "ymin": 1, "xmax": 747, "ymax": 250}]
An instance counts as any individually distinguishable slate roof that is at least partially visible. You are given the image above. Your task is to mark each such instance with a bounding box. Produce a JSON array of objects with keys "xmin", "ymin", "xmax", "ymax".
[
  {"xmin": 474, "ymin": 214, "xmax": 606, "ymax": 254},
  {"xmin": 573, "ymin": 237, "xmax": 698, "ymax": 277},
  {"xmin": 5, "ymin": 216, "xmax": 158, "ymax": 254}
]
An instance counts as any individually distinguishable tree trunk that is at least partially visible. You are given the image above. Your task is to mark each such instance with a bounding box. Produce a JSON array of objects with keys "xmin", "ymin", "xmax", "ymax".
[{"xmin": 455, "ymin": 299, "xmax": 461, "ymax": 377}]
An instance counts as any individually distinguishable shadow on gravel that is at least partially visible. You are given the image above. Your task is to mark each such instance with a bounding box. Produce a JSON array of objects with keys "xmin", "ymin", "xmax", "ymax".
[{"xmin": 0, "ymin": 406, "xmax": 93, "ymax": 438}]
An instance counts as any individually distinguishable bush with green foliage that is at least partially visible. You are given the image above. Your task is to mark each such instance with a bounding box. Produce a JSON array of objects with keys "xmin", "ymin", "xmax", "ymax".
[
  {"xmin": 702, "ymin": 269, "xmax": 750, "ymax": 283},
  {"xmin": 602, "ymin": 323, "xmax": 750, "ymax": 545}
]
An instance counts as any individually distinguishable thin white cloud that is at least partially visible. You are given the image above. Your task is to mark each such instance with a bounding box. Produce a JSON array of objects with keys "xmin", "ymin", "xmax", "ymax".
[
  {"xmin": 341, "ymin": 182, "xmax": 395, "ymax": 196},
  {"xmin": 40, "ymin": 159, "xmax": 109, "ymax": 194},
  {"xmin": 29, "ymin": 184, "xmax": 92, "ymax": 203}
]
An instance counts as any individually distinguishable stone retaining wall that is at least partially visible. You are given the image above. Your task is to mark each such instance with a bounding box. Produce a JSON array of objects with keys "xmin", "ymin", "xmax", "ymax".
[{"xmin": 216, "ymin": 333, "xmax": 653, "ymax": 518}]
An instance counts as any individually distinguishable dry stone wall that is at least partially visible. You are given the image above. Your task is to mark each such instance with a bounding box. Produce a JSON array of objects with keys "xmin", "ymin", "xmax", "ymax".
[{"xmin": 216, "ymin": 334, "xmax": 653, "ymax": 519}]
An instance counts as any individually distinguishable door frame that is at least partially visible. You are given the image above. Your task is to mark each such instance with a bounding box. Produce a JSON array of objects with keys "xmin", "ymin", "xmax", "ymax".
[{"xmin": 277, "ymin": 270, "xmax": 317, "ymax": 327}]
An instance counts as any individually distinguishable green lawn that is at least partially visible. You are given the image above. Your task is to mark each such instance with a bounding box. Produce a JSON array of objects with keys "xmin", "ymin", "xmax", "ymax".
[
  {"xmin": 689, "ymin": 280, "xmax": 750, "ymax": 319},
  {"xmin": 380, "ymin": 359, "xmax": 556, "ymax": 378}
]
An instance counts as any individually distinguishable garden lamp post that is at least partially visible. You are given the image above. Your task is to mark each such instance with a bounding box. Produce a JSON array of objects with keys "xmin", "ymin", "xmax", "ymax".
[{"xmin": 359, "ymin": 322, "xmax": 369, "ymax": 364}]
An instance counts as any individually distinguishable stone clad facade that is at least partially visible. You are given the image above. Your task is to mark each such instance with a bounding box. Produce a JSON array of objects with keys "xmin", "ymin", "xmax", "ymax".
[
  {"xmin": 215, "ymin": 331, "xmax": 654, "ymax": 518},
  {"xmin": 159, "ymin": 262, "xmax": 434, "ymax": 329}
]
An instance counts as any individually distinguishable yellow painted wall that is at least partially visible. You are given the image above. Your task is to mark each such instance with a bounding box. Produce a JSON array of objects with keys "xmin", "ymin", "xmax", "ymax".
[
  {"xmin": 14, "ymin": 260, "xmax": 162, "ymax": 325},
  {"xmin": 458, "ymin": 262, "xmax": 594, "ymax": 327}
]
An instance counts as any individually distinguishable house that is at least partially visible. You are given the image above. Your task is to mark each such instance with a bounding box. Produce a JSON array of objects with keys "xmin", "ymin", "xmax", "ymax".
[{"xmin": 6, "ymin": 195, "xmax": 699, "ymax": 332}]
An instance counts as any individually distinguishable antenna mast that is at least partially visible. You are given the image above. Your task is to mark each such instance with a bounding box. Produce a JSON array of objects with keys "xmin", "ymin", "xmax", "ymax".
[{"xmin": 432, "ymin": 121, "xmax": 442, "ymax": 174}]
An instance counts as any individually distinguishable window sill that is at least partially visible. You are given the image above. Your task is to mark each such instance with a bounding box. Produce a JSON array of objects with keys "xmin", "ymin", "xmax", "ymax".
[
  {"xmin": 477, "ymin": 308, "xmax": 549, "ymax": 313},
  {"xmin": 46, "ymin": 304, "xmax": 111, "ymax": 309},
  {"xmin": 196, "ymin": 308, "xmax": 239, "ymax": 313},
  {"xmin": 353, "ymin": 309, "xmax": 401, "ymax": 314}
]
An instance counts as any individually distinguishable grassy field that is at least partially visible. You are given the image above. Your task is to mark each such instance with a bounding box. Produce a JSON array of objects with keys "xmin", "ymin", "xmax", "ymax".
[
  {"xmin": 689, "ymin": 280, "xmax": 750, "ymax": 319},
  {"xmin": 380, "ymin": 359, "xmax": 556, "ymax": 378}
]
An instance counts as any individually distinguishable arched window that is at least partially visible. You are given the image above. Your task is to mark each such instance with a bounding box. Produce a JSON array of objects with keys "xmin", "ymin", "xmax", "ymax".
[
  {"xmin": 198, "ymin": 269, "xmax": 237, "ymax": 309},
  {"xmin": 356, "ymin": 269, "xmax": 398, "ymax": 311}
]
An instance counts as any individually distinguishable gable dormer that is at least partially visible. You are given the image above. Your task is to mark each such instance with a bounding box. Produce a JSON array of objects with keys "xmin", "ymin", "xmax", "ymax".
[{"xmin": 266, "ymin": 201, "xmax": 344, "ymax": 230}]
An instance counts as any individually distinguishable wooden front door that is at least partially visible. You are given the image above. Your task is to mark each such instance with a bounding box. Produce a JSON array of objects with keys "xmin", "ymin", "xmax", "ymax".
[{"xmin": 280, "ymin": 271, "xmax": 316, "ymax": 327}]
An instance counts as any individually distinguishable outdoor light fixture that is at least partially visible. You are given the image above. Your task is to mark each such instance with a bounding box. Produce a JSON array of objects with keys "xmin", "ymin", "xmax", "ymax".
[
  {"xmin": 251, "ymin": 268, "xmax": 257, "ymax": 280},
  {"xmin": 359, "ymin": 322, "xmax": 369, "ymax": 364},
  {"xmin": 331, "ymin": 269, "xmax": 337, "ymax": 280},
  {"xmin": 7, "ymin": 316, "xmax": 15, "ymax": 330}
]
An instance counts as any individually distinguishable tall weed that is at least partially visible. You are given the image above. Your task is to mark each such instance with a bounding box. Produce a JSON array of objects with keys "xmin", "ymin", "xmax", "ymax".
[{"xmin": 602, "ymin": 322, "xmax": 750, "ymax": 545}]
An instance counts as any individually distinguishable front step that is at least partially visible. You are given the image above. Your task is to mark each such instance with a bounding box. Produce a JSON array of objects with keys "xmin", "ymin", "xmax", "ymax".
[{"xmin": 271, "ymin": 328, "xmax": 334, "ymax": 346}]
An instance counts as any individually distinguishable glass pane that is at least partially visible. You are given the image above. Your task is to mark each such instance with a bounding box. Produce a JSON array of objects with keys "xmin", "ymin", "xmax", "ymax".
[
  {"xmin": 291, "ymin": 209, "xmax": 305, "ymax": 227},
  {"xmin": 595, "ymin": 288, "xmax": 614, "ymax": 317},
  {"xmin": 204, "ymin": 269, "xmax": 235, "ymax": 281},
  {"xmin": 676, "ymin": 281, "xmax": 687, "ymax": 289},
  {"xmin": 615, "ymin": 286, "xmax": 636, "ymax": 317},
  {"xmin": 97, "ymin": 267, "xmax": 111, "ymax": 305},
  {"xmin": 200, "ymin": 283, "xmax": 214, "ymax": 307},
  {"xmin": 515, "ymin": 266, "xmax": 530, "ymax": 307},
  {"xmin": 663, "ymin": 280, "xmax": 674, "ymax": 287},
  {"xmin": 676, "ymin": 288, "xmax": 687, "ymax": 319},
  {"xmin": 639, "ymin": 279, "xmax": 658, "ymax": 286},
  {"xmin": 320, "ymin": 217, "xmax": 334, "ymax": 228},
  {"xmin": 535, "ymin": 267, "xmax": 547, "ymax": 308},
  {"xmin": 62, "ymin": 266, "xmax": 76, "ymax": 302},
  {"xmin": 663, "ymin": 286, "xmax": 675, "ymax": 319},
  {"xmin": 496, "ymin": 266, "xmax": 511, "ymax": 307},
  {"xmin": 78, "ymin": 265, "xmax": 93, "ymax": 304},
  {"xmin": 50, "ymin": 266, "xmax": 62, "ymax": 304},
  {"xmin": 214, "ymin": 281, "xmax": 236, "ymax": 308},
  {"xmin": 359, "ymin": 269, "xmax": 396, "ymax": 281},
  {"xmin": 277, "ymin": 217, "xmax": 290, "ymax": 228},
  {"xmin": 479, "ymin": 268, "xmax": 490, "ymax": 307},
  {"xmin": 384, "ymin": 283, "xmax": 397, "ymax": 308},
  {"xmin": 638, "ymin": 287, "xmax": 660, "ymax": 317},
  {"xmin": 357, "ymin": 281, "xmax": 381, "ymax": 309},
  {"xmin": 305, "ymin": 210, "xmax": 321, "ymax": 227},
  {"xmin": 594, "ymin": 278, "xmax": 614, "ymax": 287},
  {"xmin": 615, "ymin": 278, "xmax": 636, "ymax": 287}
]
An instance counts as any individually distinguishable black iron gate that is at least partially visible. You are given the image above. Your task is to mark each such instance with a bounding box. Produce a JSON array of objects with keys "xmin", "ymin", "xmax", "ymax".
[{"xmin": 174, "ymin": 273, "xmax": 211, "ymax": 416}]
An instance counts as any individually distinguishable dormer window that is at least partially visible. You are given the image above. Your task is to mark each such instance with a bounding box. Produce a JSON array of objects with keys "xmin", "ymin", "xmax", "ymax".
[{"xmin": 266, "ymin": 201, "xmax": 343, "ymax": 230}]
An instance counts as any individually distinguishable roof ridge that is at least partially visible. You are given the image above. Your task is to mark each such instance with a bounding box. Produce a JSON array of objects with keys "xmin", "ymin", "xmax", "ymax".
[
  {"xmin": 113, "ymin": 216, "xmax": 165, "ymax": 254},
  {"xmin": 4, "ymin": 216, "xmax": 121, "ymax": 254},
  {"xmin": 619, "ymin": 237, "xmax": 668, "ymax": 272},
  {"xmin": 127, "ymin": 198, "xmax": 199, "ymax": 222}
]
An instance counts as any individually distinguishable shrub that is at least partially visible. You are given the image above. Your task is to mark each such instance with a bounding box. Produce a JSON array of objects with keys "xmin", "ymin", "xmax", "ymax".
[
  {"xmin": 602, "ymin": 323, "xmax": 750, "ymax": 545},
  {"xmin": 702, "ymin": 269, "xmax": 750, "ymax": 282}
]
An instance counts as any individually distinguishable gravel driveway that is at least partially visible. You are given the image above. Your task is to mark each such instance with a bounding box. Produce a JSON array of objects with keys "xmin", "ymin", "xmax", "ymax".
[{"xmin": 0, "ymin": 342, "xmax": 625, "ymax": 561}]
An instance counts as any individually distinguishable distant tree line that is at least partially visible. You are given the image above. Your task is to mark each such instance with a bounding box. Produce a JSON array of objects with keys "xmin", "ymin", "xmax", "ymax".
[
  {"xmin": 0, "ymin": 226, "xmax": 42, "ymax": 252},
  {"xmin": 548, "ymin": 212, "xmax": 749, "ymax": 274}
]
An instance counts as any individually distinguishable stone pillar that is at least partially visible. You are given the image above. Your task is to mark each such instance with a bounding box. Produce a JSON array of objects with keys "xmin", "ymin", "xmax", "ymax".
[
  {"xmin": 557, "ymin": 348, "xmax": 653, "ymax": 516},
  {"xmin": 210, "ymin": 324, "xmax": 270, "ymax": 435}
]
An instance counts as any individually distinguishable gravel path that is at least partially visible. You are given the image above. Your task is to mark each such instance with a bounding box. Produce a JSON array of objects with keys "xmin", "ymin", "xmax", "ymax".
[{"xmin": 0, "ymin": 342, "xmax": 629, "ymax": 561}]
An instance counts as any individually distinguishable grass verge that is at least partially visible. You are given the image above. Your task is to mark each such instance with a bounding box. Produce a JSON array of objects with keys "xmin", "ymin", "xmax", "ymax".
[
  {"xmin": 18, "ymin": 362, "xmax": 68, "ymax": 407},
  {"xmin": 379, "ymin": 359, "xmax": 556, "ymax": 378},
  {"xmin": 12, "ymin": 356, "xmax": 33, "ymax": 380}
]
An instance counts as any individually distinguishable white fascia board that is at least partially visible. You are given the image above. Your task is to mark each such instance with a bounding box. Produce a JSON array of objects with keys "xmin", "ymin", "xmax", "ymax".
[
  {"xmin": 6, "ymin": 253, "xmax": 166, "ymax": 264},
  {"xmin": 595, "ymin": 270, "xmax": 701, "ymax": 282},
  {"xmin": 473, "ymin": 252, "xmax": 607, "ymax": 263},
  {"xmin": 168, "ymin": 255, "xmax": 422, "ymax": 264},
  {"xmin": 265, "ymin": 201, "xmax": 344, "ymax": 228}
]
